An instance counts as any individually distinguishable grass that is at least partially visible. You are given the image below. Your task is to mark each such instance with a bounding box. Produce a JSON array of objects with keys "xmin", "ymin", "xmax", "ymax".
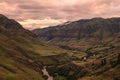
[
  {"xmin": 31, "ymin": 44, "xmax": 66, "ymax": 56},
  {"xmin": 1, "ymin": 16, "xmax": 120, "ymax": 80},
  {"xmin": 0, "ymin": 56, "xmax": 44, "ymax": 80},
  {"xmin": 0, "ymin": 24, "xmax": 69, "ymax": 80}
]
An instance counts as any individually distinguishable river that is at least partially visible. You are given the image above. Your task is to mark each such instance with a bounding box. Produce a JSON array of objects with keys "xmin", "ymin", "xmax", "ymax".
[{"xmin": 42, "ymin": 66, "xmax": 53, "ymax": 80}]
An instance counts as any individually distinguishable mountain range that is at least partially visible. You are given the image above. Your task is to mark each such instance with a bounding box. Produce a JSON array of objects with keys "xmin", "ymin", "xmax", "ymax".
[
  {"xmin": 32, "ymin": 17, "xmax": 120, "ymax": 80},
  {"xmin": 0, "ymin": 14, "xmax": 120, "ymax": 80},
  {"xmin": 32, "ymin": 17, "xmax": 120, "ymax": 48}
]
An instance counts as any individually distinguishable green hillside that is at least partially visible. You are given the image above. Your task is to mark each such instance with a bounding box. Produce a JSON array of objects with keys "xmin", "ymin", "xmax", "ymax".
[
  {"xmin": 0, "ymin": 14, "xmax": 120, "ymax": 80},
  {"xmin": 0, "ymin": 14, "xmax": 68, "ymax": 80}
]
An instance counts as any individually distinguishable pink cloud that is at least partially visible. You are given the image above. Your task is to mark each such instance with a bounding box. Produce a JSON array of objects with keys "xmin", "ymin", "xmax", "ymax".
[{"xmin": 0, "ymin": 0, "xmax": 120, "ymax": 29}]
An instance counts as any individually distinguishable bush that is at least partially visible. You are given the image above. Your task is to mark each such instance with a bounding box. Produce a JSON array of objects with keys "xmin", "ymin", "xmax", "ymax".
[
  {"xmin": 42, "ymin": 75, "xmax": 48, "ymax": 80},
  {"xmin": 110, "ymin": 60, "xmax": 117, "ymax": 68},
  {"xmin": 6, "ymin": 76, "xmax": 16, "ymax": 80},
  {"xmin": 54, "ymin": 75, "xmax": 67, "ymax": 80}
]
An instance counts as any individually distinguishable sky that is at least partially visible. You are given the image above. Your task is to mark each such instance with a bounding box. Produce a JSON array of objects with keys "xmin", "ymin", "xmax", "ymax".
[{"xmin": 0, "ymin": 0, "xmax": 120, "ymax": 30}]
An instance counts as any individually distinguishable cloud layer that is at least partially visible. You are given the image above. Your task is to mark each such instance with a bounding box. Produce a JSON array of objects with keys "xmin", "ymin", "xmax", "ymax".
[{"xmin": 0, "ymin": 0, "xmax": 120, "ymax": 29}]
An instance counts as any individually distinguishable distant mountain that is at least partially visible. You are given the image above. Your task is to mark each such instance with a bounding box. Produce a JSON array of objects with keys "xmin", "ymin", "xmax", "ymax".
[{"xmin": 32, "ymin": 17, "xmax": 120, "ymax": 47}]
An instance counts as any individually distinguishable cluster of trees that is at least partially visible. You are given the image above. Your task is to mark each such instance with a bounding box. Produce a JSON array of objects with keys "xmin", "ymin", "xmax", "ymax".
[{"xmin": 101, "ymin": 53, "xmax": 120, "ymax": 67}]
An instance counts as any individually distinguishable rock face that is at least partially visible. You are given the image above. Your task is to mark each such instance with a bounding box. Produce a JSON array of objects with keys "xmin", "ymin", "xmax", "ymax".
[{"xmin": 32, "ymin": 17, "xmax": 120, "ymax": 45}]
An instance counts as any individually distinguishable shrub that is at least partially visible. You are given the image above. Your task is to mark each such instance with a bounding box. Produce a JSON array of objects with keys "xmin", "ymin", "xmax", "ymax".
[{"xmin": 42, "ymin": 75, "xmax": 48, "ymax": 80}]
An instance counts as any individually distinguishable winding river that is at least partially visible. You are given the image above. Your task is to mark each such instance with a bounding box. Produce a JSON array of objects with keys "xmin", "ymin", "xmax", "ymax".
[{"xmin": 42, "ymin": 66, "xmax": 53, "ymax": 80}]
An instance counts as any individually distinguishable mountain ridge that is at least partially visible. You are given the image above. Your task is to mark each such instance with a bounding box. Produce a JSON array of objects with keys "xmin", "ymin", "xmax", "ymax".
[
  {"xmin": 0, "ymin": 14, "xmax": 120, "ymax": 80},
  {"xmin": 32, "ymin": 17, "xmax": 120, "ymax": 47},
  {"xmin": 0, "ymin": 14, "xmax": 69, "ymax": 80}
]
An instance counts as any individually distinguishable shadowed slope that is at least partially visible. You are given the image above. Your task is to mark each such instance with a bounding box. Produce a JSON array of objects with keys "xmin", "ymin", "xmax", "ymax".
[
  {"xmin": 32, "ymin": 17, "xmax": 120, "ymax": 47},
  {"xmin": 0, "ymin": 14, "xmax": 68, "ymax": 80}
]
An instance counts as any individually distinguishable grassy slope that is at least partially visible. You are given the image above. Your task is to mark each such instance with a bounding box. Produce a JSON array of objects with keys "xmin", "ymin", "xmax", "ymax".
[
  {"xmin": 46, "ymin": 43, "xmax": 120, "ymax": 80},
  {"xmin": 0, "ymin": 20, "xmax": 67, "ymax": 80},
  {"xmin": 77, "ymin": 45, "xmax": 120, "ymax": 80}
]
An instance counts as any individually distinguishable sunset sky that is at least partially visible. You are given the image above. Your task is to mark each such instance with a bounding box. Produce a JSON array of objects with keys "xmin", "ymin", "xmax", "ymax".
[{"xmin": 0, "ymin": 0, "xmax": 120, "ymax": 30}]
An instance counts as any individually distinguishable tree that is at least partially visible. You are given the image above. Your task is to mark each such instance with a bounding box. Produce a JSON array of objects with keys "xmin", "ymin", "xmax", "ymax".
[
  {"xmin": 101, "ymin": 58, "xmax": 106, "ymax": 66},
  {"xmin": 117, "ymin": 53, "xmax": 120, "ymax": 64}
]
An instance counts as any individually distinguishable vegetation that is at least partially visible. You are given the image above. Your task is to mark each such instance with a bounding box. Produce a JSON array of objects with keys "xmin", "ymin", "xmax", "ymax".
[
  {"xmin": 0, "ymin": 14, "xmax": 120, "ymax": 80},
  {"xmin": 0, "ymin": 14, "xmax": 69, "ymax": 80}
]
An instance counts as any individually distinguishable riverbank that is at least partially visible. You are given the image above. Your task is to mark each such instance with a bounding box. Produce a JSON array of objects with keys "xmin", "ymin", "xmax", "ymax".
[{"xmin": 42, "ymin": 66, "xmax": 53, "ymax": 80}]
